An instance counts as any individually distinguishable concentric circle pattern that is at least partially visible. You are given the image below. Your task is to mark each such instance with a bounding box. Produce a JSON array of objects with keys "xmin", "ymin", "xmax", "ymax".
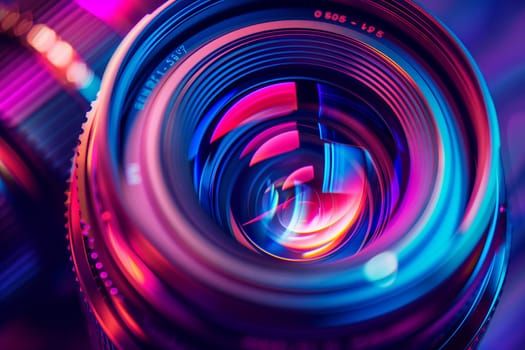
[{"xmin": 67, "ymin": 0, "xmax": 509, "ymax": 349}]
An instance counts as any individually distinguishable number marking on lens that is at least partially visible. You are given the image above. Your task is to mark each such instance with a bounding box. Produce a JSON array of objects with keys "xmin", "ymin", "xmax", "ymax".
[
  {"xmin": 314, "ymin": 9, "xmax": 384, "ymax": 38},
  {"xmin": 134, "ymin": 44, "xmax": 187, "ymax": 110}
]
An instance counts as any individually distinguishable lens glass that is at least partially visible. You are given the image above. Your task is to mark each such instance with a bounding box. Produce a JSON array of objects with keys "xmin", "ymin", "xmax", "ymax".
[{"xmin": 194, "ymin": 81, "xmax": 393, "ymax": 261}]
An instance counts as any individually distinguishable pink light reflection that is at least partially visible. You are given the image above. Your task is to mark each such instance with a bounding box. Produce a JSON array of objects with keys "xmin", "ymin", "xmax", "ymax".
[
  {"xmin": 282, "ymin": 165, "xmax": 314, "ymax": 190},
  {"xmin": 240, "ymin": 122, "xmax": 297, "ymax": 159},
  {"xmin": 211, "ymin": 82, "xmax": 298, "ymax": 143},
  {"xmin": 249, "ymin": 130, "xmax": 300, "ymax": 166},
  {"xmin": 75, "ymin": 0, "xmax": 125, "ymax": 20}
]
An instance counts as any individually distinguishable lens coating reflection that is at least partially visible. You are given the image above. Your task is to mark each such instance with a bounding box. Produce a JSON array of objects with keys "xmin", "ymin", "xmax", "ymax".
[{"xmin": 194, "ymin": 81, "xmax": 391, "ymax": 261}]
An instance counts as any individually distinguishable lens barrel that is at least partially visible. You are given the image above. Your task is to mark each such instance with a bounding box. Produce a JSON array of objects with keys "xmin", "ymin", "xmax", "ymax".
[{"xmin": 68, "ymin": 1, "xmax": 509, "ymax": 349}]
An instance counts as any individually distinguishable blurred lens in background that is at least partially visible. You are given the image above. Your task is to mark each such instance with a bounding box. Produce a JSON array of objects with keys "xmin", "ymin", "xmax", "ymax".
[
  {"xmin": 0, "ymin": 126, "xmax": 90, "ymax": 350},
  {"xmin": 0, "ymin": 1, "xmax": 162, "ymax": 349}
]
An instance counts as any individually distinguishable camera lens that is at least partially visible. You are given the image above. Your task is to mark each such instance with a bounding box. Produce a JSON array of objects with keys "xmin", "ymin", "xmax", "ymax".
[{"xmin": 67, "ymin": 0, "xmax": 509, "ymax": 349}]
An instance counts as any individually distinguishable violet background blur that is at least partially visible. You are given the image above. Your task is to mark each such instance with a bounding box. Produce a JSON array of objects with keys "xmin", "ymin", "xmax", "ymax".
[
  {"xmin": 421, "ymin": 1, "xmax": 525, "ymax": 349},
  {"xmin": 0, "ymin": 0, "xmax": 523, "ymax": 349}
]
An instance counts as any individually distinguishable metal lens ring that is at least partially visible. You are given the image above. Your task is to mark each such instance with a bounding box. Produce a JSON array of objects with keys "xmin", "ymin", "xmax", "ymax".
[{"xmin": 68, "ymin": 0, "xmax": 509, "ymax": 349}]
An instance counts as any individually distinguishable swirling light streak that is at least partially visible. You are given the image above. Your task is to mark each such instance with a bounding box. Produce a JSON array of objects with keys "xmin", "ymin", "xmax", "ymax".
[{"xmin": 68, "ymin": 1, "xmax": 509, "ymax": 349}]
